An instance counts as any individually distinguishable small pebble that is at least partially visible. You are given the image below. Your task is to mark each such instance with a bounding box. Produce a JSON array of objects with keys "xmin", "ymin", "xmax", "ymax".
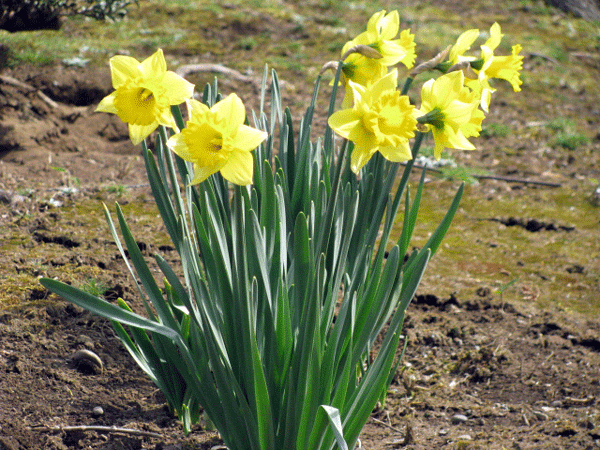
[
  {"xmin": 92, "ymin": 406, "xmax": 104, "ymax": 417},
  {"xmin": 451, "ymin": 414, "xmax": 468, "ymax": 424},
  {"xmin": 457, "ymin": 434, "xmax": 472, "ymax": 441},
  {"xmin": 72, "ymin": 349, "xmax": 103, "ymax": 374},
  {"xmin": 438, "ymin": 429, "xmax": 448, "ymax": 436}
]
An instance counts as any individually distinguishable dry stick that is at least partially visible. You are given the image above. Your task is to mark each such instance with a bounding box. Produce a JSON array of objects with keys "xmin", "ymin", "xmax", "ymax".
[
  {"xmin": 33, "ymin": 424, "xmax": 162, "ymax": 439},
  {"xmin": 370, "ymin": 416, "xmax": 404, "ymax": 434},
  {"xmin": 175, "ymin": 63, "xmax": 259, "ymax": 87},
  {"xmin": 403, "ymin": 162, "xmax": 562, "ymax": 188},
  {"xmin": 0, "ymin": 74, "xmax": 73, "ymax": 109}
]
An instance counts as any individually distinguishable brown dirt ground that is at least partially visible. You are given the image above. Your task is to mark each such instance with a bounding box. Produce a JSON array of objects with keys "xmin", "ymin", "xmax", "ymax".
[{"xmin": 1, "ymin": 5, "xmax": 600, "ymax": 450}]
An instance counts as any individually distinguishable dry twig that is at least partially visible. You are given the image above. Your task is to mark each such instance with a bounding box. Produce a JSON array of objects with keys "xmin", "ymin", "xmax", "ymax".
[{"xmin": 32, "ymin": 424, "xmax": 162, "ymax": 439}]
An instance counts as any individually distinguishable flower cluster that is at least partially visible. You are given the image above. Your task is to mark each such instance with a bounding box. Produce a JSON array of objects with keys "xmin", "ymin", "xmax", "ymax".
[
  {"xmin": 328, "ymin": 14, "xmax": 523, "ymax": 172},
  {"xmin": 96, "ymin": 11, "xmax": 522, "ymax": 181},
  {"xmin": 96, "ymin": 49, "xmax": 267, "ymax": 185},
  {"xmin": 52, "ymin": 11, "xmax": 526, "ymax": 449}
]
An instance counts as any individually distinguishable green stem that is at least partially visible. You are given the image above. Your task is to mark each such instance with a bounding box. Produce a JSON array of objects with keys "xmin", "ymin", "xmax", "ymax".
[
  {"xmin": 315, "ymin": 138, "xmax": 349, "ymax": 257},
  {"xmin": 400, "ymin": 77, "xmax": 413, "ymax": 96},
  {"xmin": 392, "ymin": 131, "xmax": 425, "ymax": 212}
]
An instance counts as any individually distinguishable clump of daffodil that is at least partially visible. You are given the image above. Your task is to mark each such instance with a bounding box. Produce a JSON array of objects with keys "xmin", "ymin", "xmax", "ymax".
[
  {"xmin": 96, "ymin": 49, "xmax": 194, "ymax": 145},
  {"xmin": 167, "ymin": 94, "xmax": 267, "ymax": 186},
  {"xmin": 328, "ymin": 69, "xmax": 417, "ymax": 173},
  {"xmin": 447, "ymin": 23, "xmax": 523, "ymax": 111},
  {"xmin": 339, "ymin": 10, "xmax": 416, "ymax": 107},
  {"xmin": 416, "ymin": 70, "xmax": 485, "ymax": 160}
]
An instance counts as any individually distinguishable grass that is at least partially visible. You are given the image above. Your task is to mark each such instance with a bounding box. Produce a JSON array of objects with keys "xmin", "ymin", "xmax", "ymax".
[
  {"xmin": 481, "ymin": 123, "xmax": 511, "ymax": 138},
  {"xmin": 551, "ymin": 133, "xmax": 591, "ymax": 150},
  {"xmin": 80, "ymin": 278, "xmax": 109, "ymax": 297}
]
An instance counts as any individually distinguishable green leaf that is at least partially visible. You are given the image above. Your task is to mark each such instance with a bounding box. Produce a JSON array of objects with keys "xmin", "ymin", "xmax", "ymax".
[
  {"xmin": 40, "ymin": 278, "xmax": 179, "ymax": 340},
  {"xmin": 320, "ymin": 405, "xmax": 348, "ymax": 450}
]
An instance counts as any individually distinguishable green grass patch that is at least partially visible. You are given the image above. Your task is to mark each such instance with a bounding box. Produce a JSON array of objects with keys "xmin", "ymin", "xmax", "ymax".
[
  {"xmin": 80, "ymin": 278, "xmax": 109, "ymax": 297},
  {"xmin": 551, "ymin": 132, "xmax": 590, "ymax": 150},
  {"xmin": 481, "ymin": 123, "xmax": 511, "ymax": 138}
]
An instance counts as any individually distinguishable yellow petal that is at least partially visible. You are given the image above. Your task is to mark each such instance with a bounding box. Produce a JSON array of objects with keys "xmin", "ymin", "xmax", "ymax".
[
  {"xmin": 376, "ymin": 10, "xmax": 399, "ymax": 41},
  {"xmin": 377, "ymin": 40, "xmax": 407, "ymax": 66},
  {"xmin": 167, "ymin": 133, "xmax": 192, "ymax": 161},
  {"xmin": 378, "ymin": 141, "xmax": 412, "ymax": 162},
  {"xmin": 445, "ymin": 126, "xmax": 476, "ymax": 151},
  {"xmin": 328, "ymin": 109, "xmax": 361, "ymax": 140},
  {"xmin": 483, "ymin": 23, "xmax": 503, "ymax": 52},
  {"xmin": 444, "ymin": 100, "xmax": 477, "ymax": 128},
  {"xmin": 398, "ymin": 29, "xmax": 417, "ymax": 69},
  {"xmin": 109, "ymin": 55, "xmax": 141, "ymax": 89},
  {"xmin": 155, "ymin": 107, "xmax": 178, "ymax": 131},
  {"xmin": 187, "ymin": 98, "xmax": 210, "ymax": 119},
  {"xmin": 212, "ymin": 93, "xmax": 245, "ymax": 129},
  {"xmin": 364, "ymin": 69, "xmax": 398, "ymax": 103},
  {"xmin": 162, "ymin": 71, "xmax": 195, "ymax": 105},
  {"xmin": 189, "ymin": 163, "xmax": 220, "ymax": 185},
  {"xmin": 431, "ymin": 71, "xmax": 464, "ymax": 109},
  {"xmin": 129, "ymin": 123, "xmax": 158, "ymax": 145},
  {"xmin": 449, "ymin": 29, "xmax": 479, "ymax": 63},
  {"xmin": 220, "ymin": 150, "xmax": 254, "ymax": 185},
  {"xmin": 96, "ymin": 92, "xmax": 118, "ymax": 114},
  {"xmin": 234, "ymin": 125, "xmax": 268, "ymax": 152},
  {"xmin": 139, "ymin": 49, "xmax": 167, "ymax": 79},
  {"xmin": 432, "ymin": 128, "xmax": 448, "ymax": 160},
  {"xmin": 349, "ymin": 134, "xmax": 378, "ymax": 173},
  {"xmin": 366, "ymin": 10, "xmax": 387, "ymax": 35}
]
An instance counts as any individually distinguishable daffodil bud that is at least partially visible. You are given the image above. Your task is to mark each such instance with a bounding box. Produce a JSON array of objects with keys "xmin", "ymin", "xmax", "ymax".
[{"xmin": 341, "ymin": 44, "xmax": 384, "ymax": 62}]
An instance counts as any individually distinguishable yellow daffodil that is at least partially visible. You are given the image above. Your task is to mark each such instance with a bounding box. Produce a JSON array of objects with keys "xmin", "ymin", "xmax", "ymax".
[
  {"xmin": 96, "ymin": 49, "xmax": 194, "ymax": 145},
  {"xmin": 339, "ymin": 10, "xmax": 416, "ymax": 107},
  {"xmin": 167, "ymin": 94, "xmax": 267, "ymax": 186},
  {"xmin": 448, "ymin": 28, "xmax": 480, "ymax": 65},
  {"xmin": 416, "ymin": 71, "xmax": 484, "ymax": 160},
  {"xmin": 448, "ymin": 23, "xmax": 523, "ymax": 111},
  {"xmin": 345, "ymin": 10, "xmax": 416, "ymax": 68},
  {"xmin": 470, "ymin": 41, "xmax": 523, "ymax": 111},
  {"xmin": 328, "ymin": 69, "xmax": 417, "ymax": 173}
]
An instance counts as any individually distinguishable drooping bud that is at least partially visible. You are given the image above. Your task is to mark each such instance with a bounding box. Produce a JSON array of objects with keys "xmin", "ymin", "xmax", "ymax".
[
  {"xmin": 341, "ymin": 44, "xmax": 384, "ymax": 62},
  {"xmin": 409, "ymin": 45, "xmax": 451, "ymax": 77}
]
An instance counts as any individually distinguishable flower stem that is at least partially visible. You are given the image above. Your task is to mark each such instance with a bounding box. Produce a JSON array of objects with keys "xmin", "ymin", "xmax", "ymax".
[{"xmin": 400, "ymin": 77, "xmax": 413, "ymax": 96}]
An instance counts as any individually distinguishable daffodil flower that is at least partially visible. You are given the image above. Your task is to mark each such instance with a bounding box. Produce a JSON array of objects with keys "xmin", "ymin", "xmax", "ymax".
[
  {"xmin": 470, "ymin": 41, "xmax": 523, "ymax": 111},
  {"xmin": 339, "ymin": 10, "xmax": 416, "ymax": 107},
  {"xmin": 416, "ymin": 70, "xmax": 484, "ymax": 160},
  {"xmin": 448, "ymin": 28, "xmax": 480, "ymax": 66},
  {"xmin": 167, "ymin": 94, "xmax": 267, "ymax": 186},
  {"xmin": 448, "ymin": 23, "xmax": 523, "ymax": 111},
  {"xmin": 345, "ymin": 10, "xmax": 416, "ymax": 68},
  {"xmin": 328, "ymin": 69, "xmax": 417, "ymax": 173},
  {"xmin": 96, "ymin": 49, "xmax": 194, "ymax": 145}
]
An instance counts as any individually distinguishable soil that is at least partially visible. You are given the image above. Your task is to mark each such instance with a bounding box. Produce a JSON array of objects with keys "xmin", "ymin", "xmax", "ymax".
[{"xmin": 1, "ymin": 3, "xmax": 600, "ymax": 450}]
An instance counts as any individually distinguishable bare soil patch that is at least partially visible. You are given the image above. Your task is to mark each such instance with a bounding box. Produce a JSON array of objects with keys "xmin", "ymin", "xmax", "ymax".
[{"xmin": 1, "ymin": 5, "xmax": 600, "ymax": 449}]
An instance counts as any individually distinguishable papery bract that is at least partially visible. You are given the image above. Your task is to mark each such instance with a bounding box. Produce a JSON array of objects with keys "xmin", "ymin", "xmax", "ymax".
[
  {"xmin": 96, "ymin": 49, "xmax": 194, "ymax": 145},
  {"xmin": 329, "ymin": 69, "xmax": 417, "ymax": 173},
  {"xmin": 167, "ymin": 94, "xmax": 267, "ymax": 186}
]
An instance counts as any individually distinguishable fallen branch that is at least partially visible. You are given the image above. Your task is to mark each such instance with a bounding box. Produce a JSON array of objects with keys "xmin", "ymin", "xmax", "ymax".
[
  {"xmin": 32, "ymin": 424, "xmax": 162, "ymax": 439},
  {"xmin": 403, "ymin": 163, "xmax": 562, "ymax": 187},
  {"xmin": 0, "ymin": 74, "xmax": 65, "ymax": 109},
  {"xmin": 528, "ymin": 52, "xmax": 560, "ymax": 65},
  {"xmin": 370, "ymin": 416, "xmax": 403, "ymax": 433},
  {"xmin": 176, "ymin": 63, "xmax": 258, "ymax": 87}
]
